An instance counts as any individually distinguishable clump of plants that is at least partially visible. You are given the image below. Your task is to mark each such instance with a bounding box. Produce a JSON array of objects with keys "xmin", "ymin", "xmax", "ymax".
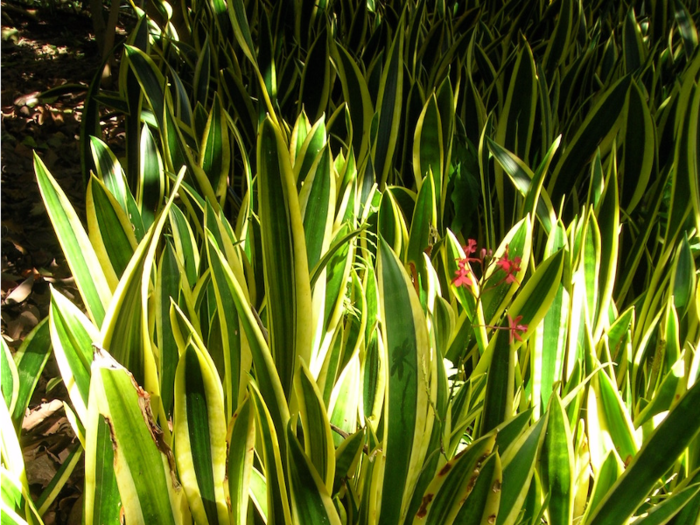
[{"xmin": 3, "ymin": 0, "xmax": 700, "ymax": 524}]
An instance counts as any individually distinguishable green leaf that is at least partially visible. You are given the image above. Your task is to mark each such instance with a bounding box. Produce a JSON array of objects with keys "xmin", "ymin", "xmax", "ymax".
[
  {"xmin": 295, "ymin": 359, "xmax": 336, "ymax": 491},
  {"xmin": 286, "ymin": 422, "xmax": 342, "ymax": 525},
  {"xmin": 300, "ymin": 145, "xmax": 336, "ymax": 271},
  {"xmin": 10, "ymin": 319, "xmax": 51, "ymax": 429},
  {"xmin": 227, "ymin": 396, "xmax": 255, "ymax": 525},
  {"xmin": 35, "ymin": 153, "xmax": 111, "ymax": 326},
  {"xmin": 330, "ymin": 40, "xmax": 374, "ymax": 164},
  {"xmin": 200, "ymin": 93, "xmax": 230, "ymax": 205},
  {"xmin": 548, "ymin": 76, "xmax": 631, "ymax": 199},
  {"xmin": 452, "ymin": 452, "xmax": 502, "ymax": 525},
  {"xmin": 412, "ymin": 433, "xmax": 497, "ymax": 523},
  {"xmin": 205, "ymin": 237, "xmax": 290, "ymax": 449},
  {"xmin": 377, "ymin": 235, "xmax": 432, "ymax": 524},
  {"xmin": 258, "ymin": 116, "xmax": 313, "ymax": 399},
  {"xmin": 101, "ymin": 167, "xmax": 187, "ymax": 392},
  {"xmin": 497, "ymin": 415, "xmax": 547, "ymax": 525},
  {"xmin": 633, "ymin": 483, "xmax": 700, "ymax": 525},
  {"xmin": 174, "ymin": 343, "xmax": 229, "ymax": 525},
  {"xmin": 249, "ymin": 383, "xmax": 292, "ymax": 525},
  {"xmin": 1, "ymin": 339, "xmax": 18, "ymax": 416},
  {"xmin": 88, "ymin": 351, "xmax": 184, "ymax": 525},
  {"xmin": 541, "ymin": 394, "xmax": 574, "ymax": 525},
  {"xmin": 373, "ymin": 15, "xmax": 405, "ymax": 188},
  {"xmin": 587, "ymin": 378, "xmax": 700, "ymax": 525},
  {"xmin": 407, "ymin": 170, "xmax": 437, "ymax": 271},
  {"xmin": 86, "ymin": 176, "xmax": 138, "ymax": 289},
  {"xmin": 49, "ymin": 287, "xmax": 100, "ymax": 424}
]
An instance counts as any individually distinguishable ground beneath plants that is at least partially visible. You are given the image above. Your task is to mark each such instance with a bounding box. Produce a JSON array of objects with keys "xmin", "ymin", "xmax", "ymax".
[{"xmin": 2, "ymin": 3, "xmax": 130, "ymax": 522}]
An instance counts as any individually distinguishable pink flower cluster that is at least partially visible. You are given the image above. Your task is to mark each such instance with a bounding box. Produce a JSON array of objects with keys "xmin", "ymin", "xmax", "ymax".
[{"xmin": 451, "ymin": 239, "xmax": 528, "ymax": 343}]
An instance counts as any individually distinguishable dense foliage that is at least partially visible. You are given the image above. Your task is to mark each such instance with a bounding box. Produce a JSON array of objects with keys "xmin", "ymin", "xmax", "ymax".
[{"xmin": 2, "ymin": 0, "xmax": 700, "ymax": 524}]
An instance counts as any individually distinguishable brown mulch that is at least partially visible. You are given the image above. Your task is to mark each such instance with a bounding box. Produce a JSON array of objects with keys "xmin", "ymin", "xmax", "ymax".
[{"xmin": 2, "ymin": 3, "xmax": 129, "ymax": 523}]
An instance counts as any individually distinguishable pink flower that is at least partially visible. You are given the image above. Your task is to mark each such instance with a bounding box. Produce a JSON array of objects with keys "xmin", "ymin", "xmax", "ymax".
[
  {"xmin": 507, "ymin": 314, "xmax": 528, "ymax": 343},
  {"xmin": 452, "ymin": 266, "xmax": 474, "ymax": 288},
  {"xmin": 495, "ymin": 245, "xmax": 521, "ymax": 285},
  {"xmin": 464, "ymin": 238, "xmax": 478, "ymax": 256}
]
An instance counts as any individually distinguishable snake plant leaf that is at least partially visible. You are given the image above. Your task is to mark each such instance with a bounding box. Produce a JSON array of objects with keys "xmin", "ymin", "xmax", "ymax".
[
  {"xmin": 581, "ymin": 450, "xmax": 622, "ymax": 524},
  {"xmin": 413, "ymin": 95, "xmax": 443, "ymax": 195},
  {"xmin": 290, "ymin": 112, "xmax": 312, "ymax": 167},
  {"xmin": 101, "ymin": 167, "xmax": 186, "ymax": 393},
  {"xmin": 633, "ymin": 482, "xmax": 700, "ymax": 525},
  {"xmin": 226, "ymin": 0, "xmax": 256, "ymax": 67},
  {"xmin": 407, "ymin": 170, "xmax": 437, "ymax": 272},
  {"xmin": 495, "ymin": 36, "xmax": 537, "ymax": 168},
  {"xmin": 678, "ymin": 67, "xmax": 700, "ymax": 236},
  {"xmin": 480, "ymin": 248, "xmax": 565, "ymax": 433},
  {"xmin": 1, "ymin": 340, "xmax": 18, "ymax": 416},
  {"xmin": 620, "ymin": 80, "xmax": 654, "ymax": 214},
  {"xmin": 10, "ymin": 319, "xmax": 51, "ymax": 429},
  {"xmin": 542, "ymin": 0, "xmax": 574, "ymax": 76},
  {"xmin": 90, "ymin": 136, "xmax": 129, "ymax": 215},
  {"xmin": 226, "ymin": 395, "xmax": 255, "ymax": 525},
  {"xmin": 88, "ymin": 351, "xmax": 185, "ymax": 525},
  {"xmin": 487, "ymin": 138, "xmax": 557, "ymax": 234},
  {"xmin": 258, "ymin": 116, "xmax": 314, "ymax": 400},
  {"xmin": 1, "ymin": 394, "xmax": 44, "ymax": 525},
  {"xmin": 0, "ymin": 471, "xmax": 38, "ymax": 525},
  {"xmin": 478, "ymin": 113, "xmax": 496, "ymax": 248},
  {"xmin": 594, "ymin": 368, "xmax": 639, "ymax": 466},
  {"xmin": 623, "ymin": 8, "xmax": 646, "ymax": 74},
  {"xmin": 193, "ymin": 35, "xmax": 211, "ymax": 108},
  {"xmin": 156, "ymin": 240, "xmax": 182, "ymax": 419},
  {"xmin": 377, "ymin": 235, "xmax": 432, "ymax": 525},
  {"xmin": 497, "ymin": 414, "xmax": 547, "ymax": 525},
  {"xmin": 286, "ymin": 422, "xmax": 343, "ymax": 525},
  {"xmin": 587, "ymin": 377, "xmax": 700, "ymax": 525},
  {"xmin": 444, "ymin": 231, "xmax": 487, "ymax": 355},
  {"xmin": 205, "ymin": 230, "xmax": 247, "ymax": 420},
  {"xmin": 294, "ymin": 116, "xmax": 327, "ymax": 187},
  {"xmin": 86, "ymin": 176, "xmax": 138, "ymax": 289},
  {"xmin": 299, "ymin": 26, "xmax": 331, "ymax": 124},
  {"xmin": 335, "ymin": 426, "xmax": 365, "ymax": 482},
  {"xmin": 373, "ymin": 14, "xmax": 404, "ymax": 189},
  {"xmin": 594, "ymin": 154, "xmax": 620, "ymax": 340},
  {"xmin": 200, "ymin": 93, "xmax": 230, "ymax": 206},
  {"xmin": 672, "ymin": 234, "xmax": 697, "ymax": 317},
  {"xmin": 452, "ymin": 452, "xmax": 502, "ymax": 525},
  {"xmin": 124, "ymin": 45, "xmax": 166, "ymax": 128},
  {"xmin": 34, "ymin": 153, "xmax": 111, "ymax": 326},
  {"xmin": 295, "ymin": 358, "xmax": 336, "ymax": 491},
  {"xmin": 174, "ymin": 343, "xmax": 229, "ymax": 525},
  {"xmin": 49, "ymin": 287, "xmax": 100, "ymax": 424},
  {"xmin": 378, "ymin": 189, "xmax": 408, "ymax": 258},
  {"xmin": 137, "ymin": 124, "xmax": 165, "ymax": 230},
  {"xmin": 533, "ymin": 221, "xmax": 569, "ymax": 416},
  {"xmin": 548, "ymin": 75, "xmax": 631, "ymax": 199},
  {"xmin": 541, "ymin": 394, "xmax": 574, "ymax": 525},
  {"xmin": 205, "ymin": 237, "xmax": 290, "ymax": 444},
  {"xmin": 249, "ymin": 383, "xmax": 292, "ymax": 525},
  {"xmin": 300, "ymin": 144, "xmax": 336, "ymax": 271},
  {"xmin": 634, "ymin": 348, "xmax": 686, "ymax": 428},
  {"xmin": 673, "ymin": 0, "xmax": 698, "ymax": 60},
  {"xmin": 169, "ymin": 205, "xmax": 200, "ymax": 289},
  {"xmin": 329, "ymin": 352, "xmax": 362, "ymax": 447},
  {"xmin": 249, "ymin": 467, "xmax": 268, "ymax": 522},
  {"xmin": 412, "ymin": 433, "xmax": 497, "ymax": 524},
  {"xmin": 330, "ymin": 40, "xmax": 374, "ymax": 164}
]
